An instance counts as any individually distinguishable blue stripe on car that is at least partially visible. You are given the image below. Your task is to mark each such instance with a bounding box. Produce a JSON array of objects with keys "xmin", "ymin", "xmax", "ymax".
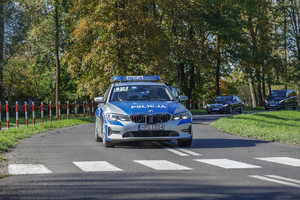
[{"xmin": 178, "ymin": 117, "xmax": 192, "ymax": 125}]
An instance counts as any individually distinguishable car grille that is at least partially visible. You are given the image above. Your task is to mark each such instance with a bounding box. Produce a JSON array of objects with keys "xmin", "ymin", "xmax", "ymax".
[
  {"xmin": 130, "ymin": 114, "xmax": 171, "ymax": 124},
  {"xmin": 210, "ymin": 104, "xmax": 223, "ymax": 108}
]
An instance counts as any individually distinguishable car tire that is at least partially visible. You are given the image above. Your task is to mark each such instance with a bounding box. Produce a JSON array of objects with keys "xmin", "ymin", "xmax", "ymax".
[
  {"xmin": 293, "ymin": 103, "xmax": 297, "ymax": 110},
  {"xmin": 95, "ymin": 122, "xmax": 102, "ymax": 142},
  {"xmin": 207, "ymin": 111, "xmax": 211, "ymax": 114},
  {"xmin": 228, "ymin": 106, "xmax": 233, "ymax": 114},
  {"xmin": 239, "ymin": 106, "xmax": 244, "ymax": 113},
  {"xmin": 102, "ymin": 120, "xmax": 115, "ymax": 148},
  {"xmin": 177, "ymin": 139, "xmax": 192, "ymax": 147},
  {"xmin": 265, "ymin": 107, "xmax": 269, "ymax": 111},
  {"xmin": 284, "ymin": 104, "xmax": 288, "ymax": 110}
]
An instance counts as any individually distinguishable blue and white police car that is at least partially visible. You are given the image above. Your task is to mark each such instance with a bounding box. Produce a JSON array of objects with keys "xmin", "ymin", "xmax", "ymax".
[{"xmin": 94, "ymin": 76, "xmax": 193, "ymax": 147}]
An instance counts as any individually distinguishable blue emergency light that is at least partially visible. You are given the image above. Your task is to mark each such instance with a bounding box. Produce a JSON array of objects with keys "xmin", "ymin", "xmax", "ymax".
[{"xmin": 113, "ymin": 76, "xmax": 161, "ymax": 82}]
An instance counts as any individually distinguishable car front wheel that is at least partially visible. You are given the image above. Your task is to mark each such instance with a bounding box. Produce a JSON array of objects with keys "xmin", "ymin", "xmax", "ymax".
[
  {"xmin": 239, "ymin": 106, "xmax": 244, "ymax": 113},
  {"xmin": 95, "ymin": 121, "xmax": 102, "ymax": 142},
  {"xmin": 177, "ymin": 139, "xmax": 192, "ymax": 147},
  {"xmin": 102, "ymin": 120, "xmax": 115, "ymax": 148},
  {"xmin": 228, "ymin": 106, "xmax": 233, "ymax": 114}
]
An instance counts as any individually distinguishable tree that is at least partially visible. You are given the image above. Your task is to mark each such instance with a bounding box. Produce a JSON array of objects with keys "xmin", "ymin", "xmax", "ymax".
[{"xmin": 0, "ymin": 0, "xmax": 4, "ymax": 102}]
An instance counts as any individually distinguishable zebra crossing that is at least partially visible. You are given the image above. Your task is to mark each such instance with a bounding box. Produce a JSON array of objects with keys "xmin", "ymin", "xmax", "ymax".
[{"xmin": 7, "ymin": 156, "xmax": 300, "ymax": 175}]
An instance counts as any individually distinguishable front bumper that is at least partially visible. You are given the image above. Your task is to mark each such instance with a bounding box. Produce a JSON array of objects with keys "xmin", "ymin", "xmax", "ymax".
[
  {"xmin": 105, "ymin": 119, "xmax": 192, "ymax": 143},
  {"xmin": 206, "ymin": 106, "xmax": 229, "ymax": 113},
  {"xmin": 265, "ymin": 103, "xmax": 284, "ymax": 109}
]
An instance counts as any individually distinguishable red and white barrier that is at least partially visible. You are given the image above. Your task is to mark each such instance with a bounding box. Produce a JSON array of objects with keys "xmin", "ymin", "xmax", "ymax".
[
  {"xmin": 6, "ymin": 101, "xmax": 9, "ymax": 128},
  {"xmin": 0, "ymin": 101, "xmax": 2, "ymax": 130},
  {"xmin": 58, "ymin": 101, "xmax": 61, "ymax": 121},
  {"xmin": 16, "ymin": 101, "xmax": 19, "ymax": 128},
  {"xmin": 92, "ymin": 100, "xmax": 94, "ymax": 116},
  {"xmin": 32, "ymin": 102, "xmax": 35, "ymax": 126},
  {"xmin": 25, "ymin": 102, "xmax": 28, "ymax": 126},
  {"xmin": 67, "ymin": 101, "xmax": 70, "ymax": 120},
  {"xmin": 41, "ymin": 102, "xmax": 44, "ymax": 123},
  {"xmin": 198, "ymin": 99, "xmax": 200, "ymax": 109},
  {"xmin": 83, "ymin": 101, "xmax": 86, "ymax": 119},
  {"xmin": 0, "ymin": 99, "xmax": 98, "ymax": 131},
  {"xmin": 189, "ymin": 99, "xmax": 192, "ymax": 110},
  {"xmin": 75, "ymin": 100, "xmax": 77, "ymax": 119},
  {"xmin": 49, "ymin": 101, "xmax": 52, "ymax": 122}
]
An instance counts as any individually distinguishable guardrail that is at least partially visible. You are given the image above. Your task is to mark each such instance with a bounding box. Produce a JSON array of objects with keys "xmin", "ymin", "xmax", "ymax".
[{"xmin": 0, "ymin": 100, "xmax": 95, "ymax": 131}]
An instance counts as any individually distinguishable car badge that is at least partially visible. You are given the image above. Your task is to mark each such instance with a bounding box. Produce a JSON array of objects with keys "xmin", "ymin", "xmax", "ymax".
[
  {"xmin": 148, "ymin": 110, "xmax": 153, "ymax": 113},
  {"xmin": 148, "ymin": 116, "xmax": 154, "ymax": 124}
]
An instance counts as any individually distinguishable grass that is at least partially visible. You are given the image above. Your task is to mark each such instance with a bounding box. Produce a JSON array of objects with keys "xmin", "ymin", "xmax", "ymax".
[
  {"xmin": 212, "ymin": 110, "xmax": 300, "ymax": 145},
  {"xmin": 0, "ymin": 115, "xmax": 94, "ymax": 162}
]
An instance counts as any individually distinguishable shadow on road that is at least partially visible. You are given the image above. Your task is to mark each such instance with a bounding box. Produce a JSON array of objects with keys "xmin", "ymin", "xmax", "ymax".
[{"xmin": 191, "ymin": 138, "xmax": 269, "ymax": 149}]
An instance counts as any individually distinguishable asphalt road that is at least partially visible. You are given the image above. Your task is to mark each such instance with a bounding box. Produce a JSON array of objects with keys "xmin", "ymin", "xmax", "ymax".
[{"xmin": 0, "ymin": 112, "xmax": 299, "ymax": 200}]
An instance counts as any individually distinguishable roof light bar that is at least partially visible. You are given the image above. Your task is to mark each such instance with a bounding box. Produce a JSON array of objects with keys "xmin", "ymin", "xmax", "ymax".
[{"xmin": 113, "ymin": 76, "xmax": 161, "ymax": 82}]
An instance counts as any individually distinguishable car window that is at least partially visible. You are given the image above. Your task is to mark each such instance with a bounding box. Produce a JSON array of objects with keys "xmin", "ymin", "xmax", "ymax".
[
  {"xmin": 215, "ymin": 96, "xmax": 232, "ymax": 101},
  {"xmin": 289, "ymin": 91, "xmax": 296, "ymax": 97},
  {"xmin": 109, "ymin": 85, "xmax": 175, "ymax": 102},
  {"xmin": 270, "ymin": 91, "xmax": 286, "ymax": 97},
  {"xmin": 104, "ymin": 85, "xmax": 112, "ymax": 102}
]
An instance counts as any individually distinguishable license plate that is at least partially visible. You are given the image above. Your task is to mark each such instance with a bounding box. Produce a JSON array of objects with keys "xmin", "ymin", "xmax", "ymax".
[
  {"xmin": 139, "ymin": 124, "xmax": 165, "ymax": 131},
  {"xmin": 270, "ymin": 104, "xmax": 276, "ymax": 106},
  {"xmin": 212, "ymin": 108, "xmax": 219, "ymax": 111}
]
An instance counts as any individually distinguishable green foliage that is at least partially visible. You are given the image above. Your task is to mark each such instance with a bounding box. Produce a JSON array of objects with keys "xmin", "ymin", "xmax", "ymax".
[{"xmin": 1, "ymin": 0, "xmax": 300, "ymax": 105}]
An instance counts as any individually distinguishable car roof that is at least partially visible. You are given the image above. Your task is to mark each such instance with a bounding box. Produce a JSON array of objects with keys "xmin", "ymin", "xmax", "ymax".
[{"xmin": 113, "ymin": 82, "xmax": 166, "ymax": 87}]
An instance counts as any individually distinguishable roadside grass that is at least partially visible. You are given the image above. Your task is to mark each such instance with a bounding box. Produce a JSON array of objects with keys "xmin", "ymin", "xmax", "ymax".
[
  {"xmin": 212, "ymin": 110, "xmax": 300, "ymax": 145},
  {"xmin": 0, "ymin": 116, "xmax": 94, "ymax": 162},
  {"xmin": 191, "ymin": 109, "xmax": 206, "ymax": 114}
]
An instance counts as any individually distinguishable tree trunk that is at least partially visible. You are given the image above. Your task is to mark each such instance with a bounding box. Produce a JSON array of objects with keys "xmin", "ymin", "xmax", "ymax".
[
  {"xmin": 249, "ymin": 77, "xmax": 257, "ymax": 107},
  {"xmin": 216, "ymin": 35, "xmax": 221, "ymax": 96},
  {"xmin": 0, "ymin": 0, "xmax": 4, "ymax": 102},
  {"xmin": 55, "ymin": 0, "xmax": 60, "ymax": 118}
]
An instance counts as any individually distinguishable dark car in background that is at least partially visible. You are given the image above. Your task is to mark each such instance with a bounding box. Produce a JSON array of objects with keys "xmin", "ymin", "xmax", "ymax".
[
  {"xmin": 206, "ymin": 95, "xmax": 245, "ymax": 114},
  {"xmin": 264, "ymin": 90, "xmax": 298, "ymax": 110}
]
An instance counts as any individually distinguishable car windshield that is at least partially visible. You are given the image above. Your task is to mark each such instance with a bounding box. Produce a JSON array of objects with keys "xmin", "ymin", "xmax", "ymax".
[
  {"xmin": 109, "ymin": 85, "xmax": 175, "ymax": 102},
  {"xmin": 270, "ymin": 91, "xmax": 286, "ymax": 97},
  {"xmin": 215, "ymin": 96, "xmax": 232, "ymax": 102}
]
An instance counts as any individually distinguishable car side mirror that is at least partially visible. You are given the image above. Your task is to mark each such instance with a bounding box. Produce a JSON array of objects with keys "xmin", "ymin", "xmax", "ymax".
[
  {"xmin": 178, "ymin": 95, "xmax": 188, "ymax": 102},
  {"xmin": 94, "ymin": 97, "xmax": 105, "ymax": 103}
]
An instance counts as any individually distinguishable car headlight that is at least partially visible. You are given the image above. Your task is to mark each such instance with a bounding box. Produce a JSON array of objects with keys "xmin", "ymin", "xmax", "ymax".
[
  {"xmin": 206, "ymin": 104, "xmax": 211, "ymax": 108},
  {"xmin": 172, "ymin": 112, "xmax": 191, "ymax": 120},
  {"xmin": 222, "ymin": 104, "xmax": 229, "ymax": 107},
  {"xmin": 264, "ymin": 100, "xmax": 268, "ymax": 103},
  {"xmin": 106, "ymin": 113, "xmax": 130, "ymax": 121},
  {"xmin": 279, "ymin": 100, "xmax": 284, "ymax": 104}
]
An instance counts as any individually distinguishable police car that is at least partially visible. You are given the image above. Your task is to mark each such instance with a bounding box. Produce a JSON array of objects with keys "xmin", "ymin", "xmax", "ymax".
[{"xmin": 94, "ymin": 76, "xmax": 193, "ymax": 147}]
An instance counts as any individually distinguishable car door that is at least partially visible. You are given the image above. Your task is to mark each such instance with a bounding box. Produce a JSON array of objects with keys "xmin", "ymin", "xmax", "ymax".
[{"xmin": 96, "ymin": 85, "xmax": 112, "ymax": 135}]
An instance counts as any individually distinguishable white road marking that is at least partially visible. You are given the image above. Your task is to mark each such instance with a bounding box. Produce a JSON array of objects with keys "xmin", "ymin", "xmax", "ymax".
[
  {"xmin": 194, "ymin": 159, "xmax": 262, "ymax": 169},
  {"xmin": 73, "ymin": 161, "xmax": 123, "ymax": 172},
  {"xmin": 175, "ymin": 148, "xmax": 202, "ymax": 156},
  {"xmin": 164, "ymin": 148, "xmax": 189, "ymax": 156},
  {"xmin": 134, "ymin": 160, "xmax": 193, "ymax": 170},
  {"xmin": 8, "ymin": 164, "xmax": 52, "ymax": 175},
  {"xmin": 265, "ymin": 175, "xmax": 300, "ymax": 184},
  {"xmin": 255, "ymin": 157, "xmax": 300, "ymax": 167},
  {"xmin": 249, "ymin": 175, "xmax": 300, "ymax": 188}
]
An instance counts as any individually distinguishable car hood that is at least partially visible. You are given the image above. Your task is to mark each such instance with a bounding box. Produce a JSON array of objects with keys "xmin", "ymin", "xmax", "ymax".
[
  {"xmin": 107, "ymin": 101, "xmax": 188, "ymax": 115},
  {"xmin": 268, "ymin": 97, "xmax": 284, "ymax": 101}
]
